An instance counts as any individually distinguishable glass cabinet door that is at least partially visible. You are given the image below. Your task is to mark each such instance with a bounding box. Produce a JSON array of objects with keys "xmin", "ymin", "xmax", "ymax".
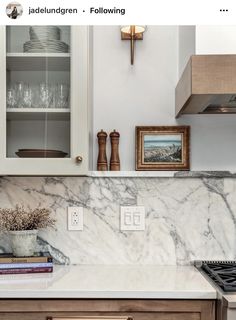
[
  {"xmin": 0, "ymin": 25, "xmax": 90, "ymax": 175},
  {"xmin": 6, "ymin": 26, "xmax": 71, "ymax": 159}
]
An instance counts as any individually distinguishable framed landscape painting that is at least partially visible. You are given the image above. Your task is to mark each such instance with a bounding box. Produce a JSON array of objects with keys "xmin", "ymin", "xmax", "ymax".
[{"xmin": 135, "ymin": 126, "xmax": 190, "ymax": 170}]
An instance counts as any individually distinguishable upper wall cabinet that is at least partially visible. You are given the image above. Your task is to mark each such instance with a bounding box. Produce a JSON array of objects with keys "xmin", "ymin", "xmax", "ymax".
[{"xmin": 0, "ymin": 26, "xmax": 92, "ymax": 175}]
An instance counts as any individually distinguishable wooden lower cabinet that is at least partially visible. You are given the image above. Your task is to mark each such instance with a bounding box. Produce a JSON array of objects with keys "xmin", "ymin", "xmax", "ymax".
[{"xmin": 0, "ymin": 299, "xmax": 215, "ymax": 320}]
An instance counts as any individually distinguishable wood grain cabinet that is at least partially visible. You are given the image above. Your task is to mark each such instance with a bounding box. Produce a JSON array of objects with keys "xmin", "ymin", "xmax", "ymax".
[
  {"xmin": 0, "ymin": 26, "xmax": 92, "ymax": 175},
  {"xmin": 0, "ymin": 299, "xmax": 216, "ymax": 320}
]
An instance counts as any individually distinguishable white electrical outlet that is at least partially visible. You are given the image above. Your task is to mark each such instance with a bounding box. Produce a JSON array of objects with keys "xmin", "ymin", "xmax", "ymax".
[
  {"xmin": 68, "ymin": 207, "xmax": 83, "ymax": 231},
  {"xmin": 120, "ymin": 206, "xmax": 145, "ymax": 231}
]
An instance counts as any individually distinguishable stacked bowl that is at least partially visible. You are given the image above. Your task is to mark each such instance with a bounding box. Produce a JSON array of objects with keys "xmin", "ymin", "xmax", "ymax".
[{"xmin": 23, "ymin": 26, "xmax": 69, "ymax": 53}]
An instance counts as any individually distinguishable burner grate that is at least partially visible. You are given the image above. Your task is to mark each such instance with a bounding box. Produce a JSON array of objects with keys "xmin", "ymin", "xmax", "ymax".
[{"xmin": 200, "ymin": 261, "xmax": 236, "ymax": 292}]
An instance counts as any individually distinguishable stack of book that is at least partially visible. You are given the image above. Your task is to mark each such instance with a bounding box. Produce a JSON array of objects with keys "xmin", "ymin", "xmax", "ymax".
[{"xmin": 0, "ymin": 252, "xmax": 53, "ymax": 275}]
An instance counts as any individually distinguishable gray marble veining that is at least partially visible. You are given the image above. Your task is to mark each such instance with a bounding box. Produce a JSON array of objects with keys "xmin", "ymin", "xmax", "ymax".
[
  {"xmin": 0, "ymin": 176, "xmax": 235, "ymax": 265},
  {"xmin": 174, "ymin": 171, "xmax": 236, "ymax": 178}
]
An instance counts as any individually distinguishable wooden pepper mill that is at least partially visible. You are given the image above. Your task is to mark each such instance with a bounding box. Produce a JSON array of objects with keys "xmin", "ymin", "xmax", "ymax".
[
  {"xmin": 97, "ymin": 130, "xmax": 108, "ymax": 171},
  {"xmin": 109, "ymin": 130, "xmax": 120, "ymax": 171}
]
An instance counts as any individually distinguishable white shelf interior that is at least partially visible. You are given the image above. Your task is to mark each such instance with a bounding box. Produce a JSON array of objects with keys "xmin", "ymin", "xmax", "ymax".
[
  {"xmin": 7, "ymin": 53, "xmax": 70, "ymax": 71},
  {"xmin": 6, "ymin": 26, "xmax": 70, "ymax": 71},
  {"xmin": 7, "ymin": 118, "xmax": 70, "ymax": 158},
  {"xmin": 6, "ymin": 26, "xmax": 70, "ymax": 52},
  {"xmin": 7, "ymin": 108, "xmax": 70, "ymax": 120},
  {"xmin": 6, "ymin": 26, "xmax": 71, "ymax": 158}
]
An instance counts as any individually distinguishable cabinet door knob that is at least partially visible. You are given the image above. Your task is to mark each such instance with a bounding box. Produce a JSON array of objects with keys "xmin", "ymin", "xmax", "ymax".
[{"xmin": 75, "ymin": 156, "xmax": 83, "ymax": 163}]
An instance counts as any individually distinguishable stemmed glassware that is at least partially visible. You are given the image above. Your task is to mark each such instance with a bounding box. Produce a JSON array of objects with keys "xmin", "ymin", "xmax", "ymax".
[
  {"xmin": 56, "ymin": 83, "xmax": 69, "ymax": 108},
  {"xmin": 22, "ymin": 84, "xmax": 32, "ymax": 108},
  {"xmin": 6, "ymin": 87, "xmax": 17, "ymax": 108},
  {"xmin": 39, "ymin": 83, "xmax": 52, "ymax": 108},
  {"xmin": 15, "ymin": 82, "xmax": 24, "ymax": 108},
  {"xmin": 6, "ymin": 82, "xmax": 70, "ymax": 109}
]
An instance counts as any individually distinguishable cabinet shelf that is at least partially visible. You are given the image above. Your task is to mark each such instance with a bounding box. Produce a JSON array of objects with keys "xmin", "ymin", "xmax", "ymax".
[
  {"xmin": 88, "ymin": 170, "xmax": 235, "ymax": 178},
  {"xmin": 7, "ymin": 108, "xmax": 70, "ymax": 120},
  {"xmin": 6, "ymin": 53, "xmax": 70, "ymax": 71}
]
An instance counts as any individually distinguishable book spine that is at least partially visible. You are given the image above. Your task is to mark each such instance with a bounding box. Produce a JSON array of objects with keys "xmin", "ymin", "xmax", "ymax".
[
  {"xmin": 0, "ymin": 267, "xmax": 53, "ymax": 274},
  {"xmin": 0, "ymin": 262, "xmax": 53, "ymax": 269},
  {"xmin": 0, "ymin": 257, "xmax": 52, "ymax": 264}
]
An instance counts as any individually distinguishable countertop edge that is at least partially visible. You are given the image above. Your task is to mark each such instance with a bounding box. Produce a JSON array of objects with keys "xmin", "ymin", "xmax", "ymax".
[{"xmin": 0, "ymin": 290, "xmax": 217, "ymax": 299}]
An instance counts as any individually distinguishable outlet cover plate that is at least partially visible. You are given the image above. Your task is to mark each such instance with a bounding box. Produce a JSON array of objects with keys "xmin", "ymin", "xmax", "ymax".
[
  {"xmin": 120, "ymin": 206, "xmax": 145, "ymax": 231},
  {"xmin": 68, "ymin": 207, "xmax": 83, "ymax": 231}
]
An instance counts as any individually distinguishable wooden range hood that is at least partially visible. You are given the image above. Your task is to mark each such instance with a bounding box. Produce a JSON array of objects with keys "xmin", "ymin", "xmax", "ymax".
[{"xmin": 175, "ymin": 54, "xmax": 236, "ymax": 118}]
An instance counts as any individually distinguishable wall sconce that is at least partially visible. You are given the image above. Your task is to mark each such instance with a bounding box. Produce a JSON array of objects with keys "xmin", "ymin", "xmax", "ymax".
[{"xmin": 120, "ymin": 25, "xmax": 146, "ymax": 65}]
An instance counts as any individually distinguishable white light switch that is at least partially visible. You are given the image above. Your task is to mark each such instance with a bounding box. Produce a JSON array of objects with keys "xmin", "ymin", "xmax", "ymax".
[{"xmin": 120, "ymin": 206, "xmax": 145, "ymax": 231}]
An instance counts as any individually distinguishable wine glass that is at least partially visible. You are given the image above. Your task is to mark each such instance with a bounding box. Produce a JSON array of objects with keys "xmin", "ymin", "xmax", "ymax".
[
  {"xmin": 39, "ymin": 82, "xmax": 52, "ymax": 108},
  {"xmin": 6, "ymin": 88, "xmax": 16, "ymax": 108},
  {"xmin": 15, "ymin": 82, "xmax": 25, "ymax": 108},
  {"xmin": 56, "ymin": 83, "xmax": 69, "ymax": 108},
  {"xmin": 22, "ymin": 85, "xmax": 32, "ymax": 108}
]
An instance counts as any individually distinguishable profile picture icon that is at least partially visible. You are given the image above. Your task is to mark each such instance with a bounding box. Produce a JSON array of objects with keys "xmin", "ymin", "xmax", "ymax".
[{"xmin": 6, "ymin": 2, "xmax": 23, "ymax": 19}]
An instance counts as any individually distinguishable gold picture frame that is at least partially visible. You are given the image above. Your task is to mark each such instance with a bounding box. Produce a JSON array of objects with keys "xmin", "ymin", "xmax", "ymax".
[{"xmin": 135, "ymin": 126, "xmax": 190, "ymax": 171}]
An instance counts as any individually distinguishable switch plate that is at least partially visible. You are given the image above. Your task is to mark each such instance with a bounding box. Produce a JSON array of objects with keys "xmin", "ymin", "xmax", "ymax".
[
  {"xmin": 67, "ymin": 207, "xmax": 83, "ymax": 231},
  {"xmin": 120, "ymin": 206, "xmax": 145, "ymax": 231}
]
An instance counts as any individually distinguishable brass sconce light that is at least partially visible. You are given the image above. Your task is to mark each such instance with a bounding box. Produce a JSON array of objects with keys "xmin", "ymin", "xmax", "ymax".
[{"xmin": 121, "ymin": 25, "xmax": 146, "ymax": 65}]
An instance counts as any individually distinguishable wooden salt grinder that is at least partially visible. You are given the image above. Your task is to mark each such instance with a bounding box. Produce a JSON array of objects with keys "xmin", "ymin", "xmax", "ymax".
[
  {"xmin": 109, "ymin": 130, "xmax": 120, "ymax": 171},
  {"xmin": 97, "ymin": 130, "xmax": 108, "ymax": 171}
]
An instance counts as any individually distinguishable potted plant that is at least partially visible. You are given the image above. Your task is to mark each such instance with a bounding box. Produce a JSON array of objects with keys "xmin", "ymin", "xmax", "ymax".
[{"xmin": 0, "ymin": 205, "xmax": 56, "ymax": 257}]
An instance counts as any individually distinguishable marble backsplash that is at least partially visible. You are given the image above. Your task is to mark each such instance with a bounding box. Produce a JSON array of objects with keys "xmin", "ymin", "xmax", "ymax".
[{"xmin": 0, "ymin": 176, "xmax": 235, "ymax": 265}]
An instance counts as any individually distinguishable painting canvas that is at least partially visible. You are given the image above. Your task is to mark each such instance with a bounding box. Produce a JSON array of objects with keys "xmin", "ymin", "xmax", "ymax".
[
  {"xmin": 136, "ymin": 126, "xmax": 190, "ymax": 170},
  {"xmin": 144, "ymin": 134, "xmax": 182, "ymax": 163}
]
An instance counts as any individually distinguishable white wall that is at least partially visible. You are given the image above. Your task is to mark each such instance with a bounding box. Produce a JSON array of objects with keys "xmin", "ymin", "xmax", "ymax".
[
  {"xmin": 93, "ymin": 26, "xmax": 236, "ymax": 171},
  {"xmin": 93, "ymin": 26, "xmax": 178, "ymax": 170},
  {"xmin": 178, "ymin": 25, "xmax": 236, "ymax": 76},
  {"xmin": 196, "ymin": 26, "xmax": 236, "ymax": 54},
  {"xmin": 178, "ymin": 26, "xmax": 195, "ymax": 76}
]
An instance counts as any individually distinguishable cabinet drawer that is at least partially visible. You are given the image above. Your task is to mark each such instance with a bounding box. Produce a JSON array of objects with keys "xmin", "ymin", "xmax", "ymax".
[
  {"xmin": 0, "ymin": 299, "xmax": 215, "ymax": 320},
  {"xmin": 0, "ymin": 312, "xmax": 201, "ymax": 320}
]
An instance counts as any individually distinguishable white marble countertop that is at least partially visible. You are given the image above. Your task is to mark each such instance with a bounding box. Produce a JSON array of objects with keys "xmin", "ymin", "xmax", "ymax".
[{"xmin": 0, "ymin": 265, "xmax": 216, "ymax": 299}]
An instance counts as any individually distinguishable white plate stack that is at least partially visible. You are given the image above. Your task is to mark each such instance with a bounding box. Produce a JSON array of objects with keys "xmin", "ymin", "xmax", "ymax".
[
  {"xmin": 23, "ymin": 26, "xmax": 69, "ymax": 53},
  {"xmin": 29, "ymin": 26, "xmax": 61, "ymax": 41}
]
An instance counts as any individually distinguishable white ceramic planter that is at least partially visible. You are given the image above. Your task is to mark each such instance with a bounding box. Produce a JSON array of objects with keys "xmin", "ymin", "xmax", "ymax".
[{"xmin": 9, "ymin": 230, "xmax": 38, "ymax": 257}]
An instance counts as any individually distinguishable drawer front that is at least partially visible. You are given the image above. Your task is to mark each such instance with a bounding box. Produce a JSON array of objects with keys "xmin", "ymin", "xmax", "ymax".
[
  {"xmin": 0, "ymin": 312, "xmax": 201, "ymax": 320},
  {"xmin": 0, "ymin": 299, "xmax": 215, "ymax": 320}
]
